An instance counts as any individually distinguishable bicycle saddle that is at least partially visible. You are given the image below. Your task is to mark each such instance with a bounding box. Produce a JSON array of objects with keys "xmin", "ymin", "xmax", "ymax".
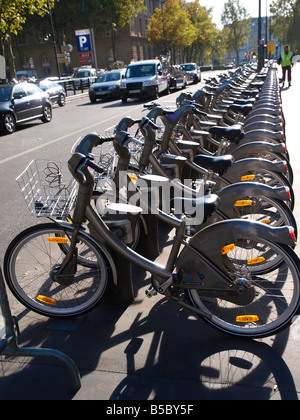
[
  {"xmin": 193, "ymin": 154, "xmax": 234, "ymax": 176},
  {"xmin": 170, "ymin": 193, "xmax": 220, "ymax": 221},
  {"xmin": 242, "ymin": 89, "xmax": 259, "ymax": 97},
  {"xmin": 233, "ymin": 98, "xmax": 256, "ymax": 105},
  {"xmin": 229, "ymin": 103, "xmax": 253, "ymax": 116},
  {"xmin": 209, "ymin": 124, "xmax": 244, "ymax": 143}
]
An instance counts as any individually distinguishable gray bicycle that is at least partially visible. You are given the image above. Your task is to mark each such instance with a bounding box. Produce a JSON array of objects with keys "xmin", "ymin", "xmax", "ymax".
[{"xmin": 3, "ymin": 129, "xmax": 300, "ymax": 339}]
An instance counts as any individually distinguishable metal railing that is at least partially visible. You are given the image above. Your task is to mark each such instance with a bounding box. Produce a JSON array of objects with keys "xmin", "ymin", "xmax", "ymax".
[
  {"xmin": 0, "ymin": 266, "xmax": 81, "ymax": 391},
  {"xmin": 57, "ymin": 77, "xmax": 97, "ymax": 96}
]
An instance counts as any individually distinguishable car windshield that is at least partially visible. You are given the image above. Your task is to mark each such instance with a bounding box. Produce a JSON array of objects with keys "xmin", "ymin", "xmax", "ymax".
[
  {"xmin": 0, "ymin": 86, "xmax": 13, "ymax": 102},
  {"xmin": 125, "ymin": 64, "xmax": 155, "ymax": 78},
  {"xmin": 181, "ymin": 64, "xmax": 196, "ymax": 71},
  {"xmin": 76, "ymin": 70, "xmax": 91, "ymax": 78},
  {"xmin": 97, "ymin": 72, "xmax": 121, "ymax": 83}
]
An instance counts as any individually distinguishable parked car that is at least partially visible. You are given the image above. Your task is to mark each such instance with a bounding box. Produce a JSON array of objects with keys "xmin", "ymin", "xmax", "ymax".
[
  {"xmin": 73, "ymin": 67, "xmax": 97, "ymax": 89},
  {"xmin": 38, "ymin": 79, "xmax": 66, "ymax": 106},
  {"xmin": 180, "ymin": 63, "xmax": 201, "ymax": 84},
  {"xmin": 119, "ymin": 59, "xmax": 169, "ymax": 103},
  {"xmin": 89, "ymin": 69, "xmax": 126, "ymax": 102},
  {"xmin": 169, "ymin": 65, "xmax": 187, "ymax": 90},
  {"xmin": 0, "ymin": 82, "xmax": 52, "ymax": 134}
]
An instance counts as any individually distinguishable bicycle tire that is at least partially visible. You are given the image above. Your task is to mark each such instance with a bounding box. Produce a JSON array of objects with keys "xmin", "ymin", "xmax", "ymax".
[
  {"xmin": 3, "ymin": 223, "xmax": 110, "ymax": 318},
  {"xmin": 186, "ymin": 239, "xmax": 300, "ymax": 338}
]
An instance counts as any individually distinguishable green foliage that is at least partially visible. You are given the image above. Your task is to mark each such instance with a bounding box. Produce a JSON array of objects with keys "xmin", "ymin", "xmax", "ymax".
[
  {"xmin": 146, "ymin": 0, "xmax": 197, "ymax": 57},
  {"xmin": 221, "ymin": 0, "xmax": 251, "ymax": 64},
  {"xmin": 0, "ymin": 0, "xmax": 53, "ymax": 40},
  {"xmin": 270, "ymin": 0, "xmax": 300, "ymax": 50},
  {"xmin": 147, "ymin": 0, "xmax": 225, "ymax": 64},
  {"xmin": 112, "ymin": 60, "xmax": 125, "ymax": 69},
  {"xmin": 184, "ymin": 1, "xmax": 220, "ymax": 64}
]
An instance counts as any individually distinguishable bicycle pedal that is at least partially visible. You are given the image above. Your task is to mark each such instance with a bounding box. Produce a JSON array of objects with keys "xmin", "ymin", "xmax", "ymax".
[{"xmin": 145, "ymin": 286, "xmax": 157, "ymax": 298}]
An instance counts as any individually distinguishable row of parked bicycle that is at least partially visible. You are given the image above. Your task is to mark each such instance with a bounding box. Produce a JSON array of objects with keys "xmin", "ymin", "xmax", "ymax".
[{"xmin": 3, "ymin": 60, "xmax": 300, "ymax": 340}]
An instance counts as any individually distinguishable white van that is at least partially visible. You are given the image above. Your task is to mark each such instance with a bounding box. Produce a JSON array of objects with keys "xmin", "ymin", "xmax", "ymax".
[
  {"xmin": 119, "ymin": 59, "xmax": 169, "ymax": 103},
  {"xmin": 73, "ymin": 67, "xmax": 97, "ymax": 88}
]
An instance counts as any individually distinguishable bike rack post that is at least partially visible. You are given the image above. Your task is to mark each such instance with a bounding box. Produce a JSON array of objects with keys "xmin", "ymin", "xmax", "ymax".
[
  {"xmin": 0, "ymin": 266, "xmax": 81, "ymax": 391},
  {"xmin": 137, "ymin": 214, "xmax": 160, "ymax": 259},
  {"xmin": 105, "ymin": 248, "xmax": 135, "ymax": 304}
]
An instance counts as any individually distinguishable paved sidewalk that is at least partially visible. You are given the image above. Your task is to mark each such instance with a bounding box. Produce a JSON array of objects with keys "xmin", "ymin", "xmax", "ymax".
[{"xmin": 1, "ymin": 65, "xmax": 300, "ymax": 401}]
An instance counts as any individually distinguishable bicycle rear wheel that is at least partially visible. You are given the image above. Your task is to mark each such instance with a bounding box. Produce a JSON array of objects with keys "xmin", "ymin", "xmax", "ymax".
[
  {"xmin": 3, "ymin": 223, "xmax": 110, "ymax": 318},
  {"xmin": 186, "ymin": 238, "xmax": 300, "ymax": 338}
]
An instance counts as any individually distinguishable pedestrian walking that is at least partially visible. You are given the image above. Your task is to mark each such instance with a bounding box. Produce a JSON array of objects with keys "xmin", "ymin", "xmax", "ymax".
[{"xmin": 277, "ymin": 45, "xmax": 295, "ymax": 88}]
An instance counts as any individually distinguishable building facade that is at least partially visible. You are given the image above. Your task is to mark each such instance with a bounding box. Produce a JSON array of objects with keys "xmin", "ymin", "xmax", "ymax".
[{"xmin": 9, "ymin": 0, "xmax": 164, "ymax": 79}]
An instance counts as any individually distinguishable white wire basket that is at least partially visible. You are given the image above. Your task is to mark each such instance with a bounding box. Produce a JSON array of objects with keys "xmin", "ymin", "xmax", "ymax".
[{"xmin": 16, "ymin": 159, "xmax": 78, "ymax": 217}]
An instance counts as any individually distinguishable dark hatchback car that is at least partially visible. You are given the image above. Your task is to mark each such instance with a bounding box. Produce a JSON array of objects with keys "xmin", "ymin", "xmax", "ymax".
[
  {"xmin": 0, "ymin": 82, "xmax": 52, "ymax": 134},
  {"xmin": 38, "ymin": 79, "xmax": 66, "ymax": 107}
]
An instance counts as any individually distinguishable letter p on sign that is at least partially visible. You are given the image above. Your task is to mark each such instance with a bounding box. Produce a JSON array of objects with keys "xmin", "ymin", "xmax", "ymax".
[{"xmin": 75, "ymin": 29, "xmax": 92, "ymax": 52}]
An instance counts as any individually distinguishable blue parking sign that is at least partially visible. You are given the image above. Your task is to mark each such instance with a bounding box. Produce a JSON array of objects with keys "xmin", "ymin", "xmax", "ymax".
[{"xmin": 75, "ymin": 29, "xmax": 92, "ymax": 52}]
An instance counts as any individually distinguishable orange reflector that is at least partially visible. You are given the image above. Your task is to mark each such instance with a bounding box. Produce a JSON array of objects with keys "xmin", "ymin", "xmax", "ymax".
[
  {"xmin": 47, "ymin": 237, "xmax": 68, "ymax": 244},
  {"xmin": 221, "ymin": 244, "xmax": 235, "ymax": 255},
  {"xmin": 129, "ymin": 175, "xmax": 138, "ymax": 182},
  {"xmin": 36, "ymin": 295, "xmax": 56, "ymax": 306},
  {"xmin": 261, "ymin": 219, "xmax": 271, "ymax": 224},
  {"xmin": 236, "ymin": 315, "xmax": 259, "ymax": 323},
  {"xmin": 241, "ymin": 175, "xmax": 255, "ymax": 181},
  {"xmin": 234, "ymin": 200, "xmax": 253, "ymax": 207},
  {"xmin": 247, "ymin": 257, "xmax": 265, "ymax": 265}
]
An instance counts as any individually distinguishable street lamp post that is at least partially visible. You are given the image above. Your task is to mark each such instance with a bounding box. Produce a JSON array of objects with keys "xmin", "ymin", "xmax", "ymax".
[
  {"xmin": 47, "ymin": 0, "xmax": 60, "ymax": 78},
  {"xmin": 258, "ymin": 0, "xmax": 264, "ymax": 70}
]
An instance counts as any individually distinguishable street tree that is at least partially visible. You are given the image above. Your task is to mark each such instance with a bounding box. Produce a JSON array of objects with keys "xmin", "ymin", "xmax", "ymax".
[
  {"xmin": 270, "ymin": 0, "xmax": 300, "ymax": 50},
  {"xmin": 184, "ymin": 0, "xmax": 219, "ymax": 64},
  {"xmin": 146, "ymin": 0, "xmax": 197, "ymax": 64},
  {"xmin": 221, "ymin": 0, "xmax": 251, "ymax": 65},
  {"xmin": 0, "ymin": 0, "xmax": 55, "ymax": 78}
]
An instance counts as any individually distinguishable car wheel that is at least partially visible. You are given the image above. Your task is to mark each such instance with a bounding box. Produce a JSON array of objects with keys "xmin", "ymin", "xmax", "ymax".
[
  {"xmin": 58, "ymin": 94, "xmax": 66, "ymax": 107},
  {"xmin": 41, "ymin": 104, "xmax": 52, "ymax": 123},
  {"xmin": 2, "ymin": 113, "xmax": 16, "ymax": 134}
]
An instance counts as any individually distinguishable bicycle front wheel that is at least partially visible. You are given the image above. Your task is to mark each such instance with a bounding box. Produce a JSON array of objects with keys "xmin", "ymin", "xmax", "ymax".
[
  {"xmin": 186, "ymin": 239, "xmax": 300, "ymax": 338},
  {"xmin": 4, "ymin": 223, "xmax": 110, "ymax": 318}
]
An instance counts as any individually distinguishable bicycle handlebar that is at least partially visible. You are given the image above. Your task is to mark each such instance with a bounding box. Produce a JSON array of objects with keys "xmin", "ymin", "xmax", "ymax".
[
  {"xmin": 74, "ymin": 133, "xmax": 115, "ymax": 156},
  {"xmin": 115, "ymin": 117, "xmax": 142, "ymax": 133}
]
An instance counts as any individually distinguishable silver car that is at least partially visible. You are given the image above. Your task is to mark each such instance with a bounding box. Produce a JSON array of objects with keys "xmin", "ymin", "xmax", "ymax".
[
  {"xmin": 89, "ymin": 69, "xmax": 126, "ymax": 102},
  {"xmin": 180, "ymin": 63, "xmax": 201, "ymax": 84}
]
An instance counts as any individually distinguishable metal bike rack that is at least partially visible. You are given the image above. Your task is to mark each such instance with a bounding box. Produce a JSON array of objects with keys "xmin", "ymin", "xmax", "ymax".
[{"xmin": 0, "ymin": 266, "xmax": 81, "ymax": 391}]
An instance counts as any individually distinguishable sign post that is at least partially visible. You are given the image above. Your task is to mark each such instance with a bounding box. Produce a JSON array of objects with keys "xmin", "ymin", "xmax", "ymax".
[{"xmin": 75, "ymin": 29, "xmax": 97, "ymax": 69}]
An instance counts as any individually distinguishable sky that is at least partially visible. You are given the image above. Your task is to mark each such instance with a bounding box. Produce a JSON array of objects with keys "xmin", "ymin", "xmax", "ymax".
[{"xmin": 197, "ymin": 0, "xmax": 269, "ymax": 28}]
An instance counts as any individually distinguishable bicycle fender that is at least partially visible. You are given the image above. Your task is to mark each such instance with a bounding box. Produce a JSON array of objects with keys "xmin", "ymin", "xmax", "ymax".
[
  {"xmin": 231, "ymin": 141, "xmax": 287, "ymax": 160},
  {"xmin": 216, "ymin": 182, "xmax": 291, "ymax": 216},
  {"xmin": 223, "ymin": 158, "xmax": 287, "ymax": 183},
  {"xmin": 56, "ymin": 220, "xmax": 118, "ymax": 285},
  {"xmin": 176, "ymin": 219, "xmax": 296, "ymax": 289},
  {"xmin": 244, "ymin": 129, "xmax": 284, "ymax": 142}
]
